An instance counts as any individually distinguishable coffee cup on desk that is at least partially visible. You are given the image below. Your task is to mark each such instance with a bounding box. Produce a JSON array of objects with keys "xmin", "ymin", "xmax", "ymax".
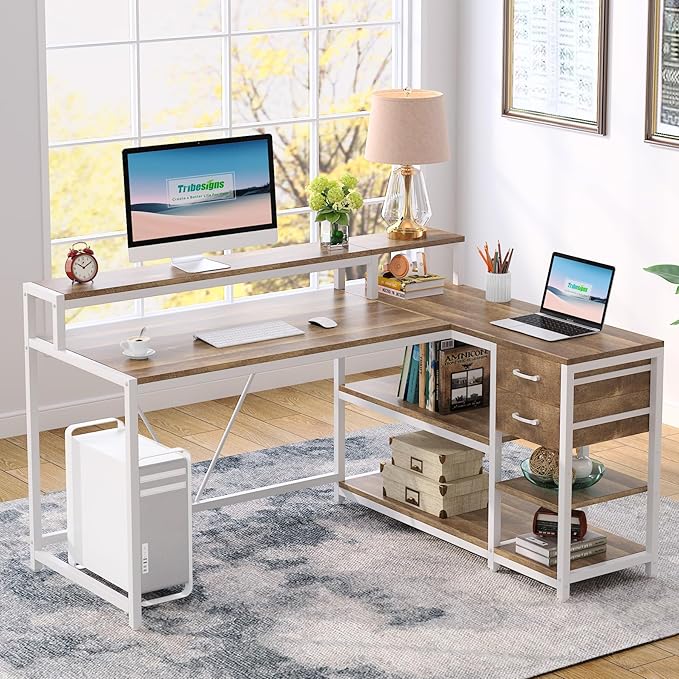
[{"xmin": 120, "ymin": 335, "xmax": 152, "ymax": 357}]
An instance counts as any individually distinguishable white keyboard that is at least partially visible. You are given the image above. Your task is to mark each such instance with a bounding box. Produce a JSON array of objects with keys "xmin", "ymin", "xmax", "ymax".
[{"xmin": 194, "ymin": 320, "xmax": 304, "ymax": 349}]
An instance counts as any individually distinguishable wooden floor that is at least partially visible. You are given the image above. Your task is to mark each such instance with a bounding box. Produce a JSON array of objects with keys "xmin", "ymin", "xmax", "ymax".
[{"xmin": 2, "ymin": 368, "xmax": 678, "ymax": 679}]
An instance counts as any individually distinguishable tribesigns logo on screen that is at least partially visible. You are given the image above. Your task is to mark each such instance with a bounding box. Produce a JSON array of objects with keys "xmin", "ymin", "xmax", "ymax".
[
  {"xmin": 565, "ymin": 279, "xmax": 592, "ymax": 297},
  {"xmin": 166, "ymin": 172, "xmax": 236, "ymax": 206}
]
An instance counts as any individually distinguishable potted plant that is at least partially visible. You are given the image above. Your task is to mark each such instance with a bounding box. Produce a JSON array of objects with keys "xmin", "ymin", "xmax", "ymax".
[
  {"xmin": 645, "ymin": 264, "xmax": 679, "ymax": 326},
  {"xmin": 307, "ymin": 173, "xmax": 363, "ymax": 250}
]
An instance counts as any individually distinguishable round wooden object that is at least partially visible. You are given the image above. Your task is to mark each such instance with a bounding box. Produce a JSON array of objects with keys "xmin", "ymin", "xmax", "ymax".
[
  {"xmin": 388, "ymin": 254, "xmax": 411, "ymax": 279},
  {"xmin": 552, "ymin": 467, "xmax": 576, "ymax": 486},
  {"xmin": 529, "ymin": 446, "xmax": 559, "ymax": 477}
]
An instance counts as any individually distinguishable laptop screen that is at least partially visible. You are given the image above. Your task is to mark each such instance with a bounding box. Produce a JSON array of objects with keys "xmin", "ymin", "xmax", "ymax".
[{"xmin": 541, "ymin": 254, "xmax": 615, "ymax": 328}]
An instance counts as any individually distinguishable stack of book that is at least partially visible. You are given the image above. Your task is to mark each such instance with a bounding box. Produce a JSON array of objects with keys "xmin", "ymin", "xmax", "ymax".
[
  {"xmin": 514, "ymin": 531, "xmax": 607, "ymax": 567},
  {"xmin": 377, "ymin": 272, "xmax": 445, "ymax": 300},
  {"xmin": 381, "ymin": 430, "xmax": 488, "ymax": 519},
  {"xmin": 397, "ymin": 340, "xmax": 490, "ymax": 414}
]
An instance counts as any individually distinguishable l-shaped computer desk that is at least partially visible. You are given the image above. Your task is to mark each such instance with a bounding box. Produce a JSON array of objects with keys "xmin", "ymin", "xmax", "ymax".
[{"xmin": 23, "ymin": 230, "xmax": 663, "ymax": 628}]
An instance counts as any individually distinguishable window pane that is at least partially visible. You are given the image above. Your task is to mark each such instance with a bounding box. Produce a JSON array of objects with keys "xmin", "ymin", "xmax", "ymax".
[
  {"xmin": 47, "ymin": 46, "xmax": 133, "ymax": 142},
  {"xmin": 237, "ymin": 124, "xmax": 310, "ymax": 209},
  {"xmin": 231, "ymin": 32, "xmax": 309, "ymax": 123},
  {"xmin": 233, "ymin": 212, "xmax": 310, "ymax": 298},
  {"xmin": 141, "ymin": 130, "xmax": 224, "ymax": 147},
  {"xmin": 318, "ymin": 117, "xmax": 391, "ymax": 198},
  {"xmin": 45, "ymin": 1, "xmax": 131, "ymax": 46},
  {"xmin": 320, "ymin": 0, "xmax": 393, "ymax": 24},
  {"xmin": 53, "ymin": 238, "xmax": 136, "ymax": 324},
  {"xmin": 141, "ymin": 38, "xmax": 222, "ymax": 134},
  {"xmin": 49, "ymin": 141, "xmax": 129, "ymax": 239},
  {"xmin": 231, "ymin": 0, "xmax": 308, "ymax": 31},
  {"xmin": 139, "ymin": 0, "xmax": 221, "ymax": 39},
  {"xmin": 319, "ymin": 27, "xmax": 393, "ymax": 115}
]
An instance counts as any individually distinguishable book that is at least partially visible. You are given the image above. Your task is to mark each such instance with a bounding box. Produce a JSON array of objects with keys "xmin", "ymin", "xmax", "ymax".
[
  {"xmin": 378, "ymin": 285, "xmax": 444, "ymax": 300},
  {"xmin": 515, "ymin": 531, "xmax": 607, "ymax": 559},
  {"xmin": 406, "ymin": 344, "xmax": 420, "ymax": 404},
  {"xmin": 419, "ymin": 343, "xmax": 426, "ymax": 408},
  {"xmin": 515, "ymin": 544, "xmax": 607, "ymax": 567},
  {"xmin": 427, "ymin": 341, "xmax": 436, "ymax": 411},
  {"xmin": 437, "ymin": 342, "xmax": 490, "ymax": 414},
  {"xmin": 398, "ymin": 345, "xmax": 413, "ymax": 400},
  {"xmin": 377, "ymin": 272, "xmax": 445, "ymax": 292}
]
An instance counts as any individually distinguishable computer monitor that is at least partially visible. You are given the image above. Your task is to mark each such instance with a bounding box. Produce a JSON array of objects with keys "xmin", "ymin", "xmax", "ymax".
[{"xmin": 122, "ymin": 134, "xmax": 277, "ymax": 272}]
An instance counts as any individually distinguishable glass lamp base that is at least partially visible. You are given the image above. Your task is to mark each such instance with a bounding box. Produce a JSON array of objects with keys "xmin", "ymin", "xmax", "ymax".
[
  {"xmin": 386, "ymin": 220, "xmax": 426, "ymax": 240},
  {"xmin": 381, "ymin": 165, "xmax": 432, "ymax": 240}
]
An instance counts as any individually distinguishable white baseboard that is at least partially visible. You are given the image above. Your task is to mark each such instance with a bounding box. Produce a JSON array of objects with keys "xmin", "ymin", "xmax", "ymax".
[
  {"xmin": 664, "ymin": 399, "xmax": 679, "ymax": 428},
  {"xmin": 0, "ymin": 349, "xmax": 403, "ymax": 438}
]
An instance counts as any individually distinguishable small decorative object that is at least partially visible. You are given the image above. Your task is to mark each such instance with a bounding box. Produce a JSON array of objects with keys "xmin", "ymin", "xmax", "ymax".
[
  {"xmin": 365, "ymin": 88, "xmax": 450, "ymax": 240},
  {"xmin": 552, "ymin": 466, "xmax": 577, "ymax": 487},
  {"xmin": 646, "ymin": 1, "xmax": 679, "ymax": 148},
  {"xmin": 528, "ymin": 446, "xmax": 559, "ymax": 478},
  {"xmin": 65, "ymin": 241, "xmax": 98, "ymax": 284},
  {"xmin": 307, "ymin": 173, "xmax": 363, "ymax": 250},
  {"xmin": 645, "ymin": 264, "xmax": 679, "ymax": 325},
  {"xmin": 521, "ymin": 457, "xmax": 606, "ymax": 490},
  {"xmin": 478, "ymin": 241, "xmax": 513, "ymax": 303},
  {"xmin": 532, "ymin": 507, "xmax": 588, "ymax": 540},
  {"xmin": 503, "ymin": 0, "xmax": 609, "ymax": 134},
  {"xmin": 387, "ymin": 254, "xmax": 411, "ymax": 279},
  {"xmin": 572, "ymin": 447, "xmax": 594, "ymax": 479}
]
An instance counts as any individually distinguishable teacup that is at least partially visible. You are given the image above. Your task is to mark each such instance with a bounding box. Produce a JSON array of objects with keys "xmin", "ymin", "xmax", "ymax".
[{"xmin": 120, "ymin": 335, "xmax": 152, "ymax": 357}]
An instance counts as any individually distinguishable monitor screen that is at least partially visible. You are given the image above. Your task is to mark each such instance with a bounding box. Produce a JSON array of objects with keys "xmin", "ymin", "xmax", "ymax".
[
  {"xmin": 123, "ymin": 135, "xmax": 276, "ymax": 248},
  {"xmin": 541, "ymin": 254, "xmax": 615, "ymax": 327}
]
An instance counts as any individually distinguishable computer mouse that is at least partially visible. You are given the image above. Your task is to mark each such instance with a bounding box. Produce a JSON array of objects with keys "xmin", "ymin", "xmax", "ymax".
[{"xmin": 307, "ymin": 316, "xmax": 338, "ymax": 329}]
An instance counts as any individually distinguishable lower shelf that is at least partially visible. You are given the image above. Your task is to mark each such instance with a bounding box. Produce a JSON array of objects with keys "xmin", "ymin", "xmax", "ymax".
[{"xmin": 340, "ymin": 472, "xmax": 646, "ymax": 581}]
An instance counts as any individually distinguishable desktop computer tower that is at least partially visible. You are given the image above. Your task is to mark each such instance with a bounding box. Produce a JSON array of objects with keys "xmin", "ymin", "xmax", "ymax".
[{"xmin": 66, "ymin": 421, "xmax": 192, "ymax": 595}]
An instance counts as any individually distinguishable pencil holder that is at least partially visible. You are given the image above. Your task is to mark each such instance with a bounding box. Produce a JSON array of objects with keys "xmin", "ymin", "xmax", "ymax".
[{"xmin": 485, "ymin": 272, "xmax": 511, "ymax": 303}]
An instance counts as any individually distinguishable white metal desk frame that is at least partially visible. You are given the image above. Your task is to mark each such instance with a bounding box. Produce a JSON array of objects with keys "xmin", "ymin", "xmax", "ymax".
[
  {"xmin": 337, "ymin": 335, "xmax": 663, "ymax": 601},
  {"xmin": 23, "ymin": 256, "xmax": 663, "ymax": 626},
  {"xmin": 23, "ymin": 250, "xmax": 449, "ymax": 629}
]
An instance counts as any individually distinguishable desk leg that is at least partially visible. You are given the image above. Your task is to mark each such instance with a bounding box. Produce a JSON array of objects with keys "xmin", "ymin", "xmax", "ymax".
[
  {"xmin": 365, "ymin": 256, "xmax": 379, "ymax": 300},
  {"xmin": 24, "ymin": 292, "xmax": 42, "ymax": 572},
  {"xmin": 333, "ymin": 358, "xmax": 346, "ymax": 504},
  {"xmin": 334, "ymin": 268, "xmax": 346, "ymax": 291},
  {"xmin": 556, "ymin": 364, "xmax": 574, "ymax": 602},
  {"xmin": 646, "ymin": 351, "xmax": 663, "ymax": 577},
  {"xmin": 487, "ymin": 431, "xmax": 503, "ymax": 572},
  {"xmin": 124, "ymin": 380, "xmax": 143, "ymax": 629}
]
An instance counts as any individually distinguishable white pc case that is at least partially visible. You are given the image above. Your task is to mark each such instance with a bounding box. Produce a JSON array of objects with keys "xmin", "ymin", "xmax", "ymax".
[{"xmin": 65, "ymin": 419, "xmax": 192, "ymax": 601}]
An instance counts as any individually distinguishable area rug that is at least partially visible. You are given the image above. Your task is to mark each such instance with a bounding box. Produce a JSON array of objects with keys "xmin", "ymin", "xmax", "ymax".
[{"xmin": 0, "ymin": 425, "xmax": 677, "ymax": 679}]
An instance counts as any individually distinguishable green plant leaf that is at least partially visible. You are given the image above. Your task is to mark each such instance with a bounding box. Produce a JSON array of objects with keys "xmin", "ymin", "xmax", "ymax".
[
  {"xmin": 673, "ymin": 319, "xmax": 679, "ymax": 326},
  {"xmin": 327, "ymin": 211, "xmax": 340, "ymax": 224},
  {"xmin": 676, "ymin": 285, "xmax": 679, "ymax": 294},
  {"xmin": 644, "ymin": 264, "xmax": 679, "ymax": 284},
  {"xmin": 315, "ymin": 206, "xmax": 333, "ymax": 217},
  {"xmin": 336, "ymin": 212, "xmax": 349, "ymax": 226}
]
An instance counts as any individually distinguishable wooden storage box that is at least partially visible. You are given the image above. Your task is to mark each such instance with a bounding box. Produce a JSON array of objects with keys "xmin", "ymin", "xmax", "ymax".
[
  {"xmin": 389, "ymin": 430, "xmax": 484, "ymax": 483},
  {"xmin": 381, "ymin": 461, "xmax": 488, "ymax": 519}
]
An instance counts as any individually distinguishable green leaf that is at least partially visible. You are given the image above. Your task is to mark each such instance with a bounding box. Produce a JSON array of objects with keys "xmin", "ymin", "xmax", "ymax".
[
  {"xmin": 673, "ymin": 319, "xmax": 679, "ymax": 326},
  {"xmin": 644, "ymin": 264, "xmax": 679, "ymax": 285},
  {"xmin": 676, "ymin": 285, "xmax": 679, "ymax": 294},
  {"xmin": 327, "ymin": 211, "xmax": 340, "ymax": 224},
  {"xmin": 336, "ymin": 212, "xmax": 349, "ymax": 226},
  {"xmin": 315, "ymin": 206, "xmax": 333, "ymax": 217}
]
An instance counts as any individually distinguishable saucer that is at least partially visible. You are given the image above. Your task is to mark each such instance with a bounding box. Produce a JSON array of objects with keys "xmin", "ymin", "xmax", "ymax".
[{"xmin": 122, "ymin": 348, "xmax": 156, "ymax": 360}]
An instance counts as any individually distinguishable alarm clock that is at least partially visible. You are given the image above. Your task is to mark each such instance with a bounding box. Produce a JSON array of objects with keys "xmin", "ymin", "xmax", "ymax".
[{"xmin": 65, "ymin": 241, "xmax": 99, "ymax": 283}]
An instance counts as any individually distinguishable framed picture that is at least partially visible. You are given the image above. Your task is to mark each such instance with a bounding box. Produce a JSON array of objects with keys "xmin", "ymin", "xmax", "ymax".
[
  {"xmin": 646, "ymin": 0, "xmax": 679, "ymax": 148},
  {"xmin": 503, "ymin": 0, "xmax": 609, "ymax": 134}
]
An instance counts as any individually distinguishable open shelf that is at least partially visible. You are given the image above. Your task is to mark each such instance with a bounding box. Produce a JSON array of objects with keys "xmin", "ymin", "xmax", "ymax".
[
  {"xmin": 340, "ymin": 472, "xmax": 646, "ymax": 580},
  {"xmin": 340, "ymin": 374, "xmax": 513, "ymax": 446},
  {"xmin": 497, "ymin": 468, "xmax": 647, "ymax": 511}
]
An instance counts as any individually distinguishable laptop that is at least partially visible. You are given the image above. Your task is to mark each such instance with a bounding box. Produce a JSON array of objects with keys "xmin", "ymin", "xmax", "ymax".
[{"xmin": 491, "ymin": 253, "xmax": 615, "ymax": 342}]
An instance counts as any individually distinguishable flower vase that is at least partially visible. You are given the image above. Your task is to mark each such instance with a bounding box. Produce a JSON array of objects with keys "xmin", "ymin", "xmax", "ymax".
[{"xmin": 319, "ymin": 220, "xmax": 349, "ymax": 250}]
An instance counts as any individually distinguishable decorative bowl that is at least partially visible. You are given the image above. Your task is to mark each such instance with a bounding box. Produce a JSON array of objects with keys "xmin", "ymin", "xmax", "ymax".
[{"xmin": 520, "ymin": 458, "xmax": 606, "ymax": 490}]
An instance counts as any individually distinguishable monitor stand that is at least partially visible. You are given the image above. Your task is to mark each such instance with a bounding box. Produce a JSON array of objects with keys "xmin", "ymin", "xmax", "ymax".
[{"xmin": 171, "ymin": 256, "xmax": 231, "ymax": 274}]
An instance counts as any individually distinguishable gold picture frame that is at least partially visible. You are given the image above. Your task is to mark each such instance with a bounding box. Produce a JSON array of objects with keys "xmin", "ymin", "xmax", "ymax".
[
  {"xmin": 502, "ymin": 0, "xmax": 609, "ymax": 134},
  {"xmin": 646, "ymin": 0, "xmax": 679, "ymax": 148}
]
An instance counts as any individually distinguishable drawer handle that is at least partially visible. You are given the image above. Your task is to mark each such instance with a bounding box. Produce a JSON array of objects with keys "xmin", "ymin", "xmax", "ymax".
[
  {"xmin": 512, "ymin": 412, "xmax": 540, "ymax": 426},
  {"xmin": 512, "ymin": 369, "xmax": 541, "ymax": 382}
]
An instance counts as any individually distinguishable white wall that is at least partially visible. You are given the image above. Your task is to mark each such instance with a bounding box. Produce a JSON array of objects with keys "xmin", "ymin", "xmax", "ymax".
[{"xmin": 450, "ymin": 0, "xmax": 678, "ymax": 424}]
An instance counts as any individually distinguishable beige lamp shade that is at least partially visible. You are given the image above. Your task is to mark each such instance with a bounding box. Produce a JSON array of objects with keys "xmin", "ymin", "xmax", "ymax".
[{"xmin": 365, "ymin": 89, "xmax": 450, "ymax": 165}]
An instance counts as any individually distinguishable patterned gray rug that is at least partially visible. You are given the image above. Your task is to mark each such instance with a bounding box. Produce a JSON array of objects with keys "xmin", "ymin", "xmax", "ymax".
[{"xmin": 0, "ymin": 424, "xmax": 677, "ymax": 679}]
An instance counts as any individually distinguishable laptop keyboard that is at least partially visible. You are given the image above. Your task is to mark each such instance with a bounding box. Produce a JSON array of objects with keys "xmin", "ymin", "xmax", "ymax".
[{"xmin": 515, "ymin": 314, "xmax": 591, "ymax": 337}]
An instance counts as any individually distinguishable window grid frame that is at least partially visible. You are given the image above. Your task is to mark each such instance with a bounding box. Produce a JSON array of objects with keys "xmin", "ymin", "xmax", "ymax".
[{"xmin": 44, "ymin": 0, "xmax": 410, "ymax": 324}]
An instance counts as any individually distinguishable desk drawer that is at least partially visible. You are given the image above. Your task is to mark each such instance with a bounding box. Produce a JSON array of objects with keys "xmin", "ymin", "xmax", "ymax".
[
  {"xmin": 497, "ymin": 389, "xmax": 650, "ymax": 449},
  {"xmin": 497, "ymin": 348, "xmax": 651, "ymax": 408}
]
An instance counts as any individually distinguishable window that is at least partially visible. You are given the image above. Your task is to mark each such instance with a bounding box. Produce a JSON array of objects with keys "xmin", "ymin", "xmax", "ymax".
[{"xmin": 44, "ymin": 0, "xmax": 411, "ymax": 324}]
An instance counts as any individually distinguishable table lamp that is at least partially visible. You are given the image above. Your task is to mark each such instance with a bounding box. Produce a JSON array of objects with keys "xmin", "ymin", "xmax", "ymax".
[{"xmin": 365, "ymin": 88, "xmax": 450, "ymax": 240}]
